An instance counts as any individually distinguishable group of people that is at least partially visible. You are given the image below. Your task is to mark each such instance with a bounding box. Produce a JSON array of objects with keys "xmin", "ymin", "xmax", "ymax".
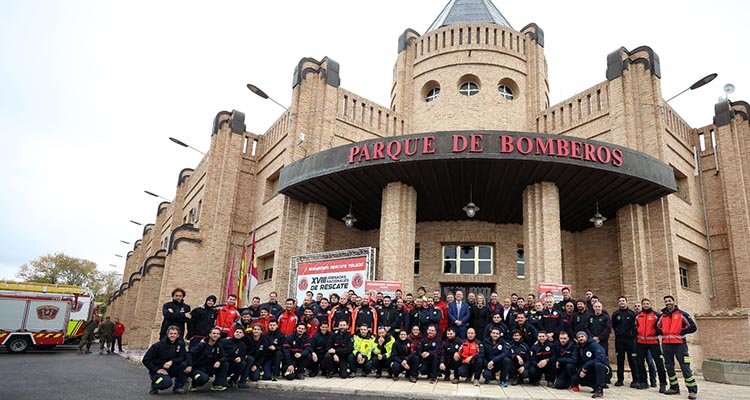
[
  {"xmin": 77, "ymin": 315, "xmax": 126, "ymax": 355},
  {"xmin": 142, "ymin": 286, "xmax": 699, "ymax": 399}
]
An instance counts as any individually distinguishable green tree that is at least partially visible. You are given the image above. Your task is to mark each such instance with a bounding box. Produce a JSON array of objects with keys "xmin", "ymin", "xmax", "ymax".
[{"xmin": 16, "ymin": 253, "xmax": 121, "ymax": 301}]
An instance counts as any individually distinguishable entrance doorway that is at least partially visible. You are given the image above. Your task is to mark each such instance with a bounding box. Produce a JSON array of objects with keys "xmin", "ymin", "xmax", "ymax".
[{"xmin": 441, "ymin": 283, "xmax": 496, "ymax": 300}]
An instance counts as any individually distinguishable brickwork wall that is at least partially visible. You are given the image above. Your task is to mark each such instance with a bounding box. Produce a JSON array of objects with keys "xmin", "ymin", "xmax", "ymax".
[
  {"xmin": 129, "ymin": 261, "xmax": 164, "ymax": 348},
  {"xmin": 523, "ymin": 182, "xmax": 562, "ymax": 294},
  {"xmin": 414, "ymin": 221, "xmax": 523, "ymax": 295},
  {"xmin": 378, "ymin": 183, "xmax": 417, "ymax": 292},
  {"xmin": 714, "ymin": 117, "xmax": 750, "ymax": 307},
  {"xmin": 695, "ymin": 315, "xmax": 750, "ymax": 363}
]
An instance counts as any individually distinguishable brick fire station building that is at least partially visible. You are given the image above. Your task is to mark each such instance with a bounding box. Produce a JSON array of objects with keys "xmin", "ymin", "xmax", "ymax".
[{"xmin": 107, "ymin": 0, "xmax": 750, "ymax": 365}]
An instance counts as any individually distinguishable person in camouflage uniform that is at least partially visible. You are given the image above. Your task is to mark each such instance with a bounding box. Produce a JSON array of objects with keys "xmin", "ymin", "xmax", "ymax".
[{"xmin": 78, "ymin": 316, "xmax": 99, "ymax": 354}]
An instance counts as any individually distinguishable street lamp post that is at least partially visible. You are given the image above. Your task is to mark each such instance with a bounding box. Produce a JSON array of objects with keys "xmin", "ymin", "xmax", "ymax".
[
  {"xmin": 247, "ymin": 84, "xmax": 288, "ymax": 112},
  {"xmin": 144, "ymin": 190, "xmax": 170, "ymax": 201},
  {"xmin": 666, "ymin": 73, "xmax": 718, "ymax": 103},
  {"xmin": 169, "ymin": 137, "xmax": 206, "ymax": 155}
]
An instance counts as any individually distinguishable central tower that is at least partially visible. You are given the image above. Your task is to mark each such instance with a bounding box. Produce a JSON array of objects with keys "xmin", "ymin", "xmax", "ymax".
[{"xmin": 391, "ymin": 0, "xmax": 548, "ymax": 134}]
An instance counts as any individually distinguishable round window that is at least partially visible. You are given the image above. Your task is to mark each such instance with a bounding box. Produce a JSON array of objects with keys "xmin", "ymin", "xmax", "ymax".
[
  {"xmin": 425, "ymin": 87, "xmax": 441, "ymax": 102},
  {"xmin": 498, "ymin": 84, "xmax": 514, "ymax": 100},
  {"xmin": 459, "ymin": 81, "xmax": 480, "ymax": 96}
]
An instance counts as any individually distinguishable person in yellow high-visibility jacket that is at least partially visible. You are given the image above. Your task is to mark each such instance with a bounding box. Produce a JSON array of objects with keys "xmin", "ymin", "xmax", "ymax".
[
  {"xmin": 348, "ymin": 325, "xmax": 377, "ymax": 377},
  {"xmin": 372, "ymin": 326, "xmax": 395, "ymax": 378}
]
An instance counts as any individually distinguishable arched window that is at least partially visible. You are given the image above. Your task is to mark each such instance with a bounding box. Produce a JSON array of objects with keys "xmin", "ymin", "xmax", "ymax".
[
  {"xmin": 498, "ymin": 84, "xmax": 514, "ymax": 100},
  {"xmin": 425, "ymin": 87, "xmax": 441, "ymax": 102},
  {"xmin": 459, "ymin": 81, "xmax": 480, "ymax": 96},
  {"xmin": 422, "ymin": 80, "xmax": 441, "ymax": 103}
]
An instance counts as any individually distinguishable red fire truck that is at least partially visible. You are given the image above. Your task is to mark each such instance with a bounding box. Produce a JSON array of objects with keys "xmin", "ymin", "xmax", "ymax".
[{"xmin": 0, "ymin": 284, "xmax": 79, "ymax": 353}]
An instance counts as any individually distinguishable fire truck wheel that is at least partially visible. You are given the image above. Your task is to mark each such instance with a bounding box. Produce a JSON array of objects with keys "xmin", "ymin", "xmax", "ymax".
[{"xmin": 6, "ymin": 336, "xmax": 30, "ymax": 353}]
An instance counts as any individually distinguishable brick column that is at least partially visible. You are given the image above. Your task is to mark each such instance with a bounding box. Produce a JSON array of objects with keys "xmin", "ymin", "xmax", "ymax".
[
  {"xmin": 378, "ymin": 182, "xmax": 417, "ymax": 293},
  {"xmin": 522, "ymin": 182, "xmax": 562, "ymax": 291}
]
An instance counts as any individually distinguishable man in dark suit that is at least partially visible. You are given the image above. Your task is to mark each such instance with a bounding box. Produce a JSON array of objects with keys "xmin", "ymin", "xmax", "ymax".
[
  {"xmin": 500, "ymin": 298, "xmax": 515, "ymax": 326},
  {"xmin": 448, "ymin": 290, "xmax": 470, "ymax": 339}
]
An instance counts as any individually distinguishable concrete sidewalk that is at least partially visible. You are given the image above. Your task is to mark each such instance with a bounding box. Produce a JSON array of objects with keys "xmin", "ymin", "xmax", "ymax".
[{"xmin": 119, "ymin": 350, "xmax": 749, "ymax": 400}]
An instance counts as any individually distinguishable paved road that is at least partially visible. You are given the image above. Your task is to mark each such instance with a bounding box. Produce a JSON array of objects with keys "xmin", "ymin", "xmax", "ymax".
[{"xmin": 0, "ymin": 347, "xmax": 390, "ymax": 400}]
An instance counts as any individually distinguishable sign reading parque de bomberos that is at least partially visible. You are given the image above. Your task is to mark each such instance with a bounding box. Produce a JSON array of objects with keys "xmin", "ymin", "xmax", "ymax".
[{"xmin": 348, "ymin": 132, "xmax": 624, "ymax": 168}]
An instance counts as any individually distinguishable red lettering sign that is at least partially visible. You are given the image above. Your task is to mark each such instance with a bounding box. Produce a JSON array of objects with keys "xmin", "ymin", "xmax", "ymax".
[{"xmin": 347, "ymin": 133, "xmax": 624, "ymax": 168}]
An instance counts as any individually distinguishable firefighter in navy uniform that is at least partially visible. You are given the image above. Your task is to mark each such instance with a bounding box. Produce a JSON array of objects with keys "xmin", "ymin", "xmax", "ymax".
[
  {"xmin": 323, "ymin": 320, "xmax": 354, "ymax": 379},
  {"xmin": 391, "ymin": 298, "xmax": 410, "ymax": 335},
  {"xmin": 586, "ymin": 302, "xmax": 612, "ymax": 352},
  {"xmin": 408, "ymin": 298, "xmax": 423, "ymax": 330},
  {"xmin": 263, "ymin": 319, "xmax": 286, "ymax": 381},
  {"xmin": 571, "ymin": 331, "xmax": 610, "ymax": 399},
  {"xmin": 308, "ymin": 321, "xmax": 332, "ymax": 377},
  {"xmin": 377, "ymin": 296, "xmax": 397, "ymax": 332},
  {"xmin": 418, "ymin": 298, "xmax": 442, "ymax": 334},
  {"xmin": 507, "ymin": 330, "xmax": 530, "ymax": 385},
  {"xmin": 611, "ymin": 296, "xmax": 639, "ymax": 387},
  {"xmin": 528, "ymin": 331, "xmax": 557, "ymax": 387},
  {"xmin": 160, "ymin": 288, "xmax": 191, "ymax": 340},
  {"xmin": 352, "ymin": 294, "xmax": 378, "ymax": 335},
  {"xmin": 187, "ymin": 295, "xmax": 217, "ymax": 348},
  {"xmin": 482, "ymin": 327, "xmax": 511, "ymax": 386},
  {"xmin": 282, "ymin": 323, "xmax": 312, "ymax": 380},
  {"xmin": 187, "ymin": 327, "xmax": 229, "ymax": 392},
  {"xmin": 539, "ymin": 298, "xmax": 562, "ymax": 340},
  {"xmin": 483, "ymin": 312, "xmax": 509, "ymax": 341},
  {"xmin": 223, "ymin": 327, "xmax": 250, "ymax": 388},
  {"xmin": 553, "ymin": 331, "xmax": 578, "ymax": 389},
  {"xmin": 657, "ymin": 295, "xmax": 698, "ymax": 399},
  {"xmin": 512, "ymin": 312, "xmax": 538, "ymax": 348},
  {"xmin": 244, "ymin": 324, "xmax": 268, "ymax": 382},
  {"xmin": 390, "ymin": 330, "xmax": 419, "ymax": 382},
  {"xmin": 417, "ymin": 325, "xmax": 441, "ymax": 383},
  {"xmin": 142, "ymin": 325, "xmax": 189, "ymax": 394},
  {"xmin": 439, "ymin": 327, "xmax": 463, "ymax": 382},
  {"xmin": 329, "ymin": 297, "xmax": 354, "ymax": 331}
]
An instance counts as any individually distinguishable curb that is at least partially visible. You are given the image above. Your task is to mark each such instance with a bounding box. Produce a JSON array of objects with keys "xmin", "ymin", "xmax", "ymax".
[{"xmin": 247, "ymin": 380, "xmax": 559, "ymax": 400}]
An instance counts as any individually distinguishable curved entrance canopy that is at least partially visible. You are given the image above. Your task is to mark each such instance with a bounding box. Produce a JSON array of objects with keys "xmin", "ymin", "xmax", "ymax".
[{"xmin": 278, "ymin": 130, "xmax": 677, "ymax": 231}]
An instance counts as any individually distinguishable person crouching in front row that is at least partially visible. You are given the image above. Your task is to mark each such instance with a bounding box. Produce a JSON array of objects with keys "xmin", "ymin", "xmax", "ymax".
[
  {"xmin": 142, "ymin": 325, "xmax": 189, "ymax": 395},
  {"xmin": 571, "ymin": 331, "xmax": 609, "ymax": 399},
  {"xmin": 456, "ymin": 327, "xmax": 483, "ymax": 385},
  {"xmin": 282, "ymin": 323, "xmax": 312, "ymax": 380},
  {"xmin": 187, "ymin": 327, "xmax": 229, "ymax": 392}
]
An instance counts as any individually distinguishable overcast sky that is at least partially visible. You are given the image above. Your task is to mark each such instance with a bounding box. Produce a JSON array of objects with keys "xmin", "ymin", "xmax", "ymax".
[{"xmin": 1, "ymin": 0, "xmax": 748, "ymax": 281}]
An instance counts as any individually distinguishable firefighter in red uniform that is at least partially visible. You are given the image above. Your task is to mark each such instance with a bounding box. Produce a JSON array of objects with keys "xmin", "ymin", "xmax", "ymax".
[
  {"xmin": 214, "ymin": 294, "xmax": 240, "ymax": 338},
  {"xmin": 278, "ymin": 298, "xmax": 299, "ymax": 336},
  {"xmin": 657, "ymin": 295, "xmax": 698, "ymax": 399},
  {"xmin": 634, "ymin": 298, "xmax": 667, "ymax": 392}
]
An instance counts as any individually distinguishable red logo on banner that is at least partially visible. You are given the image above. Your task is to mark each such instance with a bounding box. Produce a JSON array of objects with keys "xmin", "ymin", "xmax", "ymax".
[
  {"xmin": 352, "ymin": 273, "xmax": 364, "ymax": 289},
  {"xmin": 298, "ymin": 277, "xmax": 309, "ymax": 291},
  {"xmin": 36, "ymin": 305, "xmax": 60, "ymax": 320}
]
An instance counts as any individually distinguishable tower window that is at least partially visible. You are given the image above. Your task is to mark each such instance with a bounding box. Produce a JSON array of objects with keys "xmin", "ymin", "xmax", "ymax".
[
  {"xmin": 425, "ymin": 87, "xmax": 440, "ymax": 102},
  {"xmin": 498, "ymin": 84, "xmax": 514, "ymax": 100},
  {"xmin": 459, "ymin": 81, "xmax": 480, "ymax": 96},
  {"xmin": 516, "ymin": 246, "xmax": 525, "ymax": 278}
]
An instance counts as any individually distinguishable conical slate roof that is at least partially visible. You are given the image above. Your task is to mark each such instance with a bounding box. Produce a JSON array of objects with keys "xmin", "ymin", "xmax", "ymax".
[{"xmin": 426, "ymin": 0, "xmax": 512, "ymax": 33}]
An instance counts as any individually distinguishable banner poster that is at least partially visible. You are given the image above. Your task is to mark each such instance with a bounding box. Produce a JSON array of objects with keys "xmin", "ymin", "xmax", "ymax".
[
  {"xmin": 536, "ymin": 282, "xmax": 572, "ymax": 304},
  {"xmin": 296, "ymin": 256, "xmax": 367, "ymax": 302},
  {"xmin": 365, "ymin": 281, "xmax": 403, "ymax": 299}
]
